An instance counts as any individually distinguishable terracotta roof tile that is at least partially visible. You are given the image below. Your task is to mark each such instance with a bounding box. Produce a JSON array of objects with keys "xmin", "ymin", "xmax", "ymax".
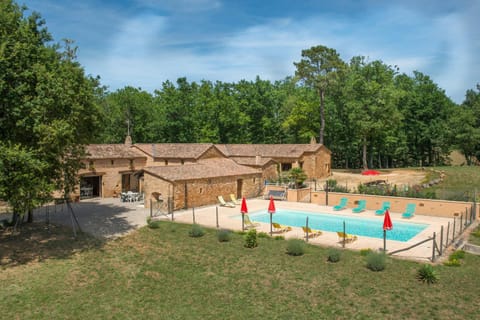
[
  {"xmin": 134, "ymin": 143, "xmax": 216, "ymax": 159},
  {"xmin": 215, "ymin": 144, "xmax": 327, "ymax": 158},
  {"xmin": 143, "ymin": 158, "xmax": 260, "ymax": 182},
  {"xmin": 85, "ymin": 144, "xmax": 147, "ymax": 159},
  {"xmin": 230, "ymin": 156, "xmax": 276, "ymax": 167}
]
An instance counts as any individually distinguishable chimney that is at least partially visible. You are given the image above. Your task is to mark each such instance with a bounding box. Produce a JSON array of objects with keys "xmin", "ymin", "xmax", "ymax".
[
  {"xmin": 151, "ymin": 144, "xmax": 155, "ymax": 158},
  {"xmin": 255, "ymin": 155, "xmax": 261, "ymax": 165},
  {"xmin": 310, "ymin": 136, "xmax": 317, "ymax": 145},
  {"xmin": 124, "ymin": 135, "xmax": 132, "ymax": 146}
]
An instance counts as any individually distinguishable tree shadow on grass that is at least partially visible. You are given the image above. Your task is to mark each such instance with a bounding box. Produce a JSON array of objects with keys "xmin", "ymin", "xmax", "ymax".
[
  {"xmin": 0, "ymin": 223, "xmax": 103, "ymax": 269},
  {"xmin": 1, "ymin": 198, "xmax": 149, "ymax": 269}
]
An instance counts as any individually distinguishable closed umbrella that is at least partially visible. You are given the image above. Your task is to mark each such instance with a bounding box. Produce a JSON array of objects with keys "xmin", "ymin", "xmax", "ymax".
[
  {"xmin": 268, "ymin": 196, "xmax": 275, "ymax": 235},
  {"xmin": 241, "ymin": 197, "xmax": 248, "ymax": 231},
  {"xmin": 383, "ymin": 209, "xmax": 393, "ymax": 251}
]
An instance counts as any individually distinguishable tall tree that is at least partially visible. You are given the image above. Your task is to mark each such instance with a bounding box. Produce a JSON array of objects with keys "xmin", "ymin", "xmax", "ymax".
[
  {"xmin": 343, "ymin": 57, "xmax": 402, "ymax": 169},
  {"xmin": 450, "ymin": 84, "xmax": 480, "ymax": 164},
  {"xmin": 0, "ymin": 0, "xmax": 101, "ymax": 224},
  {"xmin": 294, "ymin": 45, "xmax": 345, "ymax": 144}
]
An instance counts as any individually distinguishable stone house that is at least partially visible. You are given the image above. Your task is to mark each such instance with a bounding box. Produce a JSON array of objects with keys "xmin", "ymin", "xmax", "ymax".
[
  {"xmin": 215, "ymin": 142, "xmax": 331, "ymax": 180},
  {"xmin": 77, "ymin": 144, "xmax": 147, "ymax": 199},
  {"xmin": 77, "ymin": 138, "xmax": 331, "ymax": 208},
  {"xmin": 142, "ymin": 158, "xmax": 262, "ymax": 210}
]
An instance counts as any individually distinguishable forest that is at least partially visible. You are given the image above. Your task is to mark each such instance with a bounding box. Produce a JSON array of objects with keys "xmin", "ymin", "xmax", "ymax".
[{"xmin": 94, "ymin": 64, "xmax": 480, "ymax": 169}]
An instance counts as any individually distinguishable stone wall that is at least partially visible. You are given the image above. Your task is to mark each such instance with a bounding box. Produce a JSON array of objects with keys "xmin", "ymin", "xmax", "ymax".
[
  {"xmin": 309, "ymin": 191, "xmax": 476, "ymax": 218},
  {"xmin": 76, "ymin": 158, "xmax": 146, "ymax": 198},
  {"xmin": 144, "ymin": 173, "xmax": 263, "ymax": 210}
]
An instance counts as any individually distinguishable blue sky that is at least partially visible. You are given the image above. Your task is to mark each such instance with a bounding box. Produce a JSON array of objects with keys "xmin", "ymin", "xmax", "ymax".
[{"xmin": 21, "ymin": 0, "xmax": 479, "ymax": 103}]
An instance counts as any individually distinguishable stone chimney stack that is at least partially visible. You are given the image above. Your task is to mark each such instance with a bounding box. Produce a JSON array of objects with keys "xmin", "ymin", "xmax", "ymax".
[
  {"xmin": 124, "ymin": 135, "xmax": 132, "ymax": 146},
  {"xmin": 255, "ymin": 155, "xmax": 261, "ymax": 165}
]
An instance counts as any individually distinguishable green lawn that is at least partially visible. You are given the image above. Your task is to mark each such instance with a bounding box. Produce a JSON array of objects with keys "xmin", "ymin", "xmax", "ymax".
[
  {"xmin": 1, "ymin": 222, "xmax": 479, "ymax": 319},
  {"xmin": 427, "ymin": 166, "xmax": 480, "ymax": 201}
]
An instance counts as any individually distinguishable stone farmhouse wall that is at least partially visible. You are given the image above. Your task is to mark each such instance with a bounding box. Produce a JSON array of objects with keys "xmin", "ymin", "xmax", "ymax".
[
  {"xmin": 307, "ymin": 191, "xmax": 476, "ymax": 218},
  {"xmin": 144, "ymin": 173, "xmax": 263, "ymax": 210},
  {"xmin": 299, "ymin": 151, "xmax": 331, "ymax": 180},
  {"xmin": 76, "ymin": 158, "xmax": 146, "ymax": 198}
]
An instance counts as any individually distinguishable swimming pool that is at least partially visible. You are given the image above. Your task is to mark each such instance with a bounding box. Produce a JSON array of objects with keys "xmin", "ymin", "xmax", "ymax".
[{"xmin": 248, "ymin": 210, "xmax": 428, "ymax": 242}]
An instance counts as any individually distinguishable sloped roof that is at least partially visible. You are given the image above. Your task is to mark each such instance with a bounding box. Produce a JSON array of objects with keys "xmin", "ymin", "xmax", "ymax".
[
  {"xmin": 229, "ymin": 156, "xmax": 276, "ymax": 167},
  {"xmin": 215, "ymin": 144, "xmax": 329, "ymax": 158},
  {"xmin": 85, "ymin": 144, "xmax": 147, "ymax": 159},
  {"xmin": 134, "ymin": 143, "xmax": 216, "ymax": 159},
  {"xmin": 143, "ymin": 158, "xmax": 260, "ymax": 182}
]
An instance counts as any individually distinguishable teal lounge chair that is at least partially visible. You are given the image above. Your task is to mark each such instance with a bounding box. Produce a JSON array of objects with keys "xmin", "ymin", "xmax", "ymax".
[
  {"xmin": 402, "ymin": 203, "xmax": 416, "ymax": 218},
  {"xmin": 352, "ymin": 200, "xmax": 366, "ymax": 213},
  {"xmin": 333, "ymin": 197, "xmax": 348, "ymax": 211},
  {"xmin": 375, "ymin": 201, "xmax": 391, "ymax": 215}
]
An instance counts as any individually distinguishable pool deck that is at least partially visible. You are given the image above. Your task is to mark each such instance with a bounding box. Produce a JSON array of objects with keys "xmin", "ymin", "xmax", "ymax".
[{"xmin": 171, "ymin": 199, "xmax": 456, "ymax": 262}]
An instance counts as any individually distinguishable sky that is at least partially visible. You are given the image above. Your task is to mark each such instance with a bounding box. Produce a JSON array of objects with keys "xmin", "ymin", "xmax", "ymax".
[{"xmin": 21, "ymin": 0, "xmax": 480, "ymax": 104}]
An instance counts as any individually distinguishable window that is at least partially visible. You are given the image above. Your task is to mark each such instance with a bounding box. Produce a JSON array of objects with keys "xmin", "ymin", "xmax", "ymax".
[
  {"xmin": 110, "ymin": 160, "xmax": 114, "ymax": 166},
  {"xmin": 164, "ymin": 160, "xmax": 168, "ymax": 165},
  {"xmin": 181, "ymin": 159, "xmax": 184, "ymax": 165},
  {"xmin": 299, "ymin": 161, "xmax": 304, "ymax": 169},
  {"xmin": 281, "ymin": 163, "xmax": 292, "ymax": 171}
]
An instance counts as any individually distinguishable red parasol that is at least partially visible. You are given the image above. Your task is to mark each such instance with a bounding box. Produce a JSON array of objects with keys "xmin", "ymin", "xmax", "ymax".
[
  {"xmin": 383, "ymin": 209, "xmax": 393, "ymax": 230},
  {"xmin": 382, "ymin": 209, "xmax": 393, "ymax": 251},
  {"xmin": 362, "ymin": 169, "xmax": 381, "ymax": 176},
  {"xmin": 268, "ymin": 196, "xmax": 276, "ymax": 214},
  {"xmin": 240, "ymin": 197, "xmax": 248, "ymax": 214}
]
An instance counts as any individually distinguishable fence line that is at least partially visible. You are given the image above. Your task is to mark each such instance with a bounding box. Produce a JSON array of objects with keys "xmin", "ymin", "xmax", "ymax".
[{"xmin": 388, "ymin": 204, "xmax": 475, "ymax": 261}]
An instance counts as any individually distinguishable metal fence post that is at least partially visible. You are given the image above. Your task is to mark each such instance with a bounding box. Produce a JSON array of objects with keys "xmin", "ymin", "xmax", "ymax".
[
  {"xmin": 446, "ymin": 222, "xmax": 450, "ymax": 247},
  {"xmin": 439, "ymin": 225, "xmax": 444, "ymax": 256},
  {"xmin": 432, "ymin": 232, "xmax": 436, "ymax": 262},
  {"xmin": 216, "ymin": 206, "xmax": 219, "ymax": 228},
  {"xmin": 192, "ymin": 207, "xmax": 195, "ymax": 224},
  {"xmin": 453, "ymin": 216, "xmax": 456, "ymax": 240}
]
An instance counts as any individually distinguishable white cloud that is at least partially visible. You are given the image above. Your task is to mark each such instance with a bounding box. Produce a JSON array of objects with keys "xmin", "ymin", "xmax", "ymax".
[{"xmin": 76, "ymin": 2, "xmax": 477, "ymax": 103}]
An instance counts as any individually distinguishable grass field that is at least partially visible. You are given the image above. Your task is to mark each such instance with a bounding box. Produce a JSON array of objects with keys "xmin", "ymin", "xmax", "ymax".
[
  {"xmin": 428, "ymin": 166, "xmax": 480, "ymax": 201},
  {"xmin": 1, "ymin": 222, "xmax": 479, "ymax": 319}
]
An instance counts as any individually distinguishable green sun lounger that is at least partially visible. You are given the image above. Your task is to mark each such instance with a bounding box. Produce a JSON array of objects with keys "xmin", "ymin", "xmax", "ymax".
[
  {"xmin": 402, "ymin": 203, "xmax": 416, "ymax": 218},
  {"xmin": 352, "ymin": 200, "xmax": 366, "ymax": 213},
  {"xmin": 333, "ymin": 197, "xmax": 348, "ymax": 211},
  {"xmin": 375, "ymin": 201, "xmax": 391, "ymax": 215}
]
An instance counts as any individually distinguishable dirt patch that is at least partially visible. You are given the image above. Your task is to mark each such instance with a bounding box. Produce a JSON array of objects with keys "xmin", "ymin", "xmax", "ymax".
[{"xmin": 324, "ymin": 169, "xmax": 427, "ymax": 191}]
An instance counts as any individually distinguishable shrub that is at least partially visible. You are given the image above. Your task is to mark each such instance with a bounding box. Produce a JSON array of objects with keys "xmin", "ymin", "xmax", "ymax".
[
  {"xmin": 217, "ymin": 229, "xmax": 232, "ymax": 242},
  {"xmin": 244, "ymin": 229, "xmax": 258, "ymax": 248},
  {"xmin": 327, "ymin": 248, "xmax": 341, "ymax": 262},
  {"xmin": 449, "ymin": 250, "xmax": 465, "ymax": 260},
  {"xmin": 366, "ymin": 252, "xmax": 387, "ymax": 271},
  {"xmin": 258, "ymin": 232, "xmax": 270, "ymax": 238},
  {"xmin": 146, "ymin": 217, "xmax": 162, "ymax": 229},
  {"xmin": 360, "ymin": 248, "xmax": 373, "ymax": 256},
  {"xmin": 417, "ymin": 264, "xmax": 439, "ymax": 284},
  {"xmin": 188, "ymin": 224, "xmax": 205, "ymax": 238},
  {"xmin": 286, "ymin": 239, "xmax": 305, "ymax": 256},
  {"xmin": 443, "ymin": 259, "xmax": 461, "ymax": 267},
  {"xmin": 274, "ymin": 235, "xmax": 285, "ymax": 240}
]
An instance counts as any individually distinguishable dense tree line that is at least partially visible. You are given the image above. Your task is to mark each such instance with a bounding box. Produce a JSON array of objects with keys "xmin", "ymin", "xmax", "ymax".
[{"xmin": 94, "ymin": 59, "xmax": 479, "ymax": 169}]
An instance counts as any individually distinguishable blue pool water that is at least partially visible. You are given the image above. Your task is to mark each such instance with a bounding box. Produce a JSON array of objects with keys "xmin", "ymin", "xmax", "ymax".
[{"xmin": 248, "ymin": 210, "xmax": 428, "ymax": 242}]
